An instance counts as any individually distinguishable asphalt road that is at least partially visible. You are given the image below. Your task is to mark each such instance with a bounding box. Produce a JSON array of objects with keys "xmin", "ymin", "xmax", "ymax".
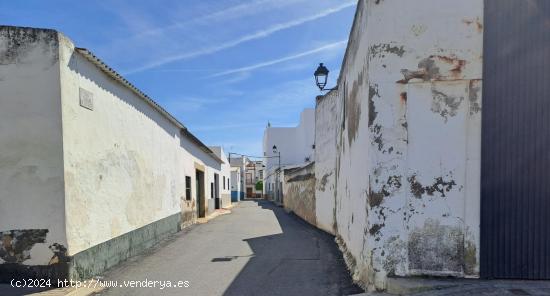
[{"xmin": 97, "ymin": 200, "xmax": 363, "ymax": 296}]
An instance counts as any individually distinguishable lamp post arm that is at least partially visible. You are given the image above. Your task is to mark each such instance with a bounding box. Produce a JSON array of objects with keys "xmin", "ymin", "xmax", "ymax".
[{"xmin": 320, "ymin": 85, "xmax": 338, "ymax": 91}]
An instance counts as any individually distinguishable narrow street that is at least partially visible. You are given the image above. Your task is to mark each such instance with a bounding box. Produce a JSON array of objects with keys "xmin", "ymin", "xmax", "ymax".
[{"xmin": 97, "ymin": 200, "xmax": 363, "ymax": 296}]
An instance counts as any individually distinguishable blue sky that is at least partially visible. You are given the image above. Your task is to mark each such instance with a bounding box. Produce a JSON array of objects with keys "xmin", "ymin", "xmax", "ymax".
[{"xmin": 1, "ymin": 0, "xmax": 356, "ymax": 156}]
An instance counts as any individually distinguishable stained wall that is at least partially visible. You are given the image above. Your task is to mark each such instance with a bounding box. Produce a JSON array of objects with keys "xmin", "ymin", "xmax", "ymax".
[
  {"xmin": 314, "ymin": 0, "xmax": 483, "ymax": 290},
  {"xmin": 0, "ymin": 27, "xmax": 68, "ymax": 275}
]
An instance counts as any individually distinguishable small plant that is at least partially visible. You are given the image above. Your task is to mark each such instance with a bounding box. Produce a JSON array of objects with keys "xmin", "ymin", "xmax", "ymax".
[{"xmin": 255, "ymin": 180, "xmax": 263, "ymax": 191}]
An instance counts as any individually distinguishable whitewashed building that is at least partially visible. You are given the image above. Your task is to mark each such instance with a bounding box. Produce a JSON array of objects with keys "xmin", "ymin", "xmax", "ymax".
[
  {"xmin": 245, "ymin": 160, "xmax": 264, "ymax": 198},
  {"xmin": 229, "ymin": 155, "xmax": 247, "ymax": 201},
  {"xmin": 262, "ymin": 109, "xmax": 315, "ymax": 203},
  {"xmin": 209, "ymin": 146, "xmax": 232, "ymax": 209},
  {"xmin": 230, "ymin": 166, "xmax": 242, "ymax": 202},
  {"xmin": 0, "ymin": 26, "xmax": 225, "ymax": 282}
]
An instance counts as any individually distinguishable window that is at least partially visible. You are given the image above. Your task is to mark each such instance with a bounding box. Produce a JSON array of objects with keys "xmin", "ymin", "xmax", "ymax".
[
  {"xmin": 211, "ymin": 182, "xmax": 214, "ymax": 198},
  {"xmin": 223, "ymin": 176, "xmax": 226, "ymax": 190},
  {"xmin": 185, "ymin": 176, "xmax": 192, "ymax": 200},
  {"xmin": 228, "ymin": 178, "xmax": 230, "ymax": 189}
]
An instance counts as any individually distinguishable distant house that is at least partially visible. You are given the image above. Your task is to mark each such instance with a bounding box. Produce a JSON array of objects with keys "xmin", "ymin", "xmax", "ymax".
[
  {"xmin": 262, "ymin": 109, "xmax": 315, "ymax": 203},
  {"xmin": 229, "ymin": 156, "xmax": 247, "ymax": 201},
  {"xmin": 208, "ymin": 146, "xmax": 232, "ymax": 209},
  {"xmin": 230, "ymin": 166, "xmax": 242, "ymax": 202},
  {"xmin": 245, "ymin": 160, "xmax": 264, "ymax": 198}
]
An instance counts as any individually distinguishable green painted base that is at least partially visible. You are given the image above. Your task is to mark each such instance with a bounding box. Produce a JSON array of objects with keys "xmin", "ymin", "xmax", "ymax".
[{"xmin": 69, "ymin": 213, "xmax": 181, "ymax": 280}]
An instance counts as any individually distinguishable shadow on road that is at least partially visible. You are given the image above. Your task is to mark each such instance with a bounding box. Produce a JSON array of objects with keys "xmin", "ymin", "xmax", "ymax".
[{"xmin": 222, "ymin": 200, "xmax": 362, "ymax": 296}]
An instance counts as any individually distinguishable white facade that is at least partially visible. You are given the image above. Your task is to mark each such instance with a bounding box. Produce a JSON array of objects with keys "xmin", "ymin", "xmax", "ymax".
[
  {"xmin": 209, "ymin": 146, "xmax": 231, "ymax": 207},
  {"xmin": 230, "ymin": 167, "xmax": 242, "ymax": 201},
  {"xmin": 0, "ymin": 26, "xmax": 225, "ymax": 280},
  {"xmin": 229, "ymin": 156, "xmax": 247, "ymax": 200},
  {"xmin": 263, "ymin": 109, "xmax": 315, "ymax": 200},
  {"xmin": 0, "ymin": 28, "xmax": 67, "ymax": 268}
]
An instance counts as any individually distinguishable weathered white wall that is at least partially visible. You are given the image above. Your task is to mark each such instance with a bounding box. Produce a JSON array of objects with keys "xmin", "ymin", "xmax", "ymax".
[
  {"xmin": 314, "ymin": 91, "xmax": 341, "ymax": 234},
  {"xmin": 314, "ymin": 0, "xmax": 483, "ymax": 290},
  {"xmin": 57, "ymin": 35, "xmax": 222, "ymax": 256},
  {"xmin": 0, "ymin": 27, "xmax": 67, "ymax": 266},
  {"xmin": 283, "ymin": 163, "xmax": 316, "ymax": 226}
]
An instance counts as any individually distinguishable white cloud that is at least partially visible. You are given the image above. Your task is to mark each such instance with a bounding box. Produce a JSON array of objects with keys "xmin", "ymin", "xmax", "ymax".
[
  {"xmin": 215, "ymin": 71, "xmax": 252, "ymax": 85},
  {"xmin": 132, "ymin": 0, "xmax": 307, "ymax": 40},
  {"xmin": 164, "ymin": 96, "xmax": 227, "ymax": 113},
  {"xmin": 209, "ymin": 40, "xmax": 347, "ymax": 77},
  {"xmin": 123, "ymin": 1, "xmax": 356, "ymax": 74}
]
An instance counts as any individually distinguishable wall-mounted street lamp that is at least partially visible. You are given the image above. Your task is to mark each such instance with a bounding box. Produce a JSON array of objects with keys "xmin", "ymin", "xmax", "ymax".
[{"xmin": 314, "ymin": 63, "xmax": 338, "ymax": 91}]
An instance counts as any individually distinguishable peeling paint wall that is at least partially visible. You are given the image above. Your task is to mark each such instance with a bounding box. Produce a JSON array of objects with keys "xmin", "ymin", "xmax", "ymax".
[
  {"xmin": 314, "ymin": 0, "xmax": 483, "ymax": 290},
  {"xmin": 57, "ymin": 34, "xmax": 223, "ymax": 257},
  {"xmin": 0, "ymin": 27, "xmax": 69, "ymax": 273},
  {"xmin": 283, "ymin": 163, "xmax": 316, "ymax": 226},
  {"xmin": 315, "ymin": 91, "xmax": 340, "ymax": 234}
]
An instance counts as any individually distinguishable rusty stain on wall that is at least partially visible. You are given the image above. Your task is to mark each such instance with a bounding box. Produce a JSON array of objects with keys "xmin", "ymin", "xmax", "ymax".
[
  {"xmin": 398, "ymin": 57, "xmax": 441, "ymax": 83},
  {"xmin": 0, "ymin": 229, "xmax": 48, "ymax": 263},
  {"xmin": 462, "ymin": 18, "xmax": 483, "ymax": 33},
  {"xmin": 398, "ymin": 55, "xmax": 468, "ymax": 84},
  {"xmin": 400, "ymin": 92, "xmax": 407, "ymax": 105}
]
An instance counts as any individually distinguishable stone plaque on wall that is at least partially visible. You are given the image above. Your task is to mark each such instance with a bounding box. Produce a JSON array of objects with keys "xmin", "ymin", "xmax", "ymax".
[{"xmin": 79, "ymin": 87, "xmax": 94, "ymax": 110}]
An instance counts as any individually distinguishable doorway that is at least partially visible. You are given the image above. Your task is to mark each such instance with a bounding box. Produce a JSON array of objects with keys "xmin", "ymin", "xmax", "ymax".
[
  {"xmin": 214, "ymin": 173, "xmax": 220, "ymax": 209},
  {"xmin": 196, "ymin": 169, "xmax": 205, "ymax": 218}
]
